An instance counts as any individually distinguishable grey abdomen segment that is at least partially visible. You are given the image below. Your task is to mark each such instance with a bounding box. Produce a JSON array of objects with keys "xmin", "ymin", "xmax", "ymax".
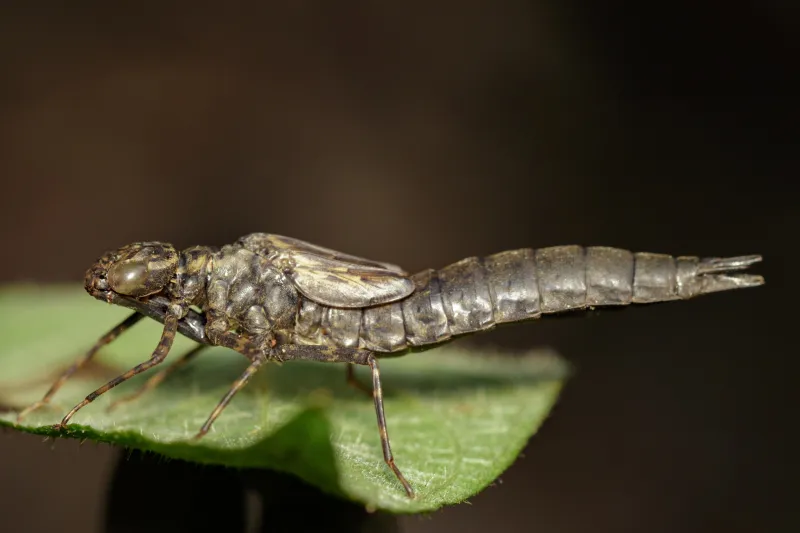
[{"xmin": 294, "ymin": 246, "xmax": 762, "ymax": 353}]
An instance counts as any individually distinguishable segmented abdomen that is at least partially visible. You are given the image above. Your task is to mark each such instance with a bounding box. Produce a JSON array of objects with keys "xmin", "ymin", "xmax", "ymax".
[{"xmin": 293, "ymin": 246, "xmax": 707, "ymax": 353}]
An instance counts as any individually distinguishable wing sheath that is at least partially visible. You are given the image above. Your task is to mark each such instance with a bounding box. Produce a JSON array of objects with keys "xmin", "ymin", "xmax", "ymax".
[{"xmin": 239, "ymin": 233, "xmax": 414, "ymax": 308}]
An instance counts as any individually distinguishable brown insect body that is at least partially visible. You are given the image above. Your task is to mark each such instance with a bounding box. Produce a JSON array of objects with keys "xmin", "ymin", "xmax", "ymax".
[{"xmin": 19, "ymin": 233, "xmax": 765, "ymax": 499}]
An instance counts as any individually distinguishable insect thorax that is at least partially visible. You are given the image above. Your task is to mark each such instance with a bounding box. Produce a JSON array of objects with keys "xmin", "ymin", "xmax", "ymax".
[{"xmin": 202, "ymin": 245, "xmax": 300, "ymax": 344}]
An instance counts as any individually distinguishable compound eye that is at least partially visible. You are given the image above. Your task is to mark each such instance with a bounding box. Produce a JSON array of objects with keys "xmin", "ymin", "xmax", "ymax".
[{"xmin": 108, "ymin": 260, "xmax": 152, "ymax": 296}]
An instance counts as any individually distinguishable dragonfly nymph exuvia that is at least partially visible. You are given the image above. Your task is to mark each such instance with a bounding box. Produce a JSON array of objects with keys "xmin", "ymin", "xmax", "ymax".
[{"xmin": 16, "ymin": 233, "xmax": 764, "ymax": 498}]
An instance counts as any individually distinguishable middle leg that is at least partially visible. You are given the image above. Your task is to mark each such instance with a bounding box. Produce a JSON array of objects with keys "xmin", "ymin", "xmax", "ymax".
[{"xmin": 193, "ymin": 316, "xmax": 268, "ymax": 440}]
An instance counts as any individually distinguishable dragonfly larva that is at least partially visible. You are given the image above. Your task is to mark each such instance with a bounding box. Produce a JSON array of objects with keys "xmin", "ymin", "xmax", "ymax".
[{"xmin": 16, "ymin": 233, "xmax": 764, "ymax": 498}]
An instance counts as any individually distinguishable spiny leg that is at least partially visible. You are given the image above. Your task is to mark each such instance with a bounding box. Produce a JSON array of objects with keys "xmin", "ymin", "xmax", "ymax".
[
  {"xmin": 16, "ymin": 312, "xmax": 144, "ymax": 423},
  {"xmin": 56, "ymin": 313, "xmax": 179, "ymax": 430},
  {"xmin": 106, "ymin": 344, "xmax": 208, "ymax": 412}
]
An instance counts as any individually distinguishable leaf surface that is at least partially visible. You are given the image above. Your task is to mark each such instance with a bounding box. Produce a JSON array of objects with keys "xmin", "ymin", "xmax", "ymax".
[{"xmin": 0, "ymin": 285, "xmax": 568, "ymax": 513}]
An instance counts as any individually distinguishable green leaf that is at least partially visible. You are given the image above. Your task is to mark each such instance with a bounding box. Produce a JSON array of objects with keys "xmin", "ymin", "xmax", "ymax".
[{"xmin": 0, "ymin": 284, "xmax": 569, "ymax": 513}]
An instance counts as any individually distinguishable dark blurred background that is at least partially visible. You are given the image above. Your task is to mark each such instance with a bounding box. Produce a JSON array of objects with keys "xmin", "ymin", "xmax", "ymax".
[{"xmin": 0, "ymin": 2, "xmax": 795, "ymax": 532}]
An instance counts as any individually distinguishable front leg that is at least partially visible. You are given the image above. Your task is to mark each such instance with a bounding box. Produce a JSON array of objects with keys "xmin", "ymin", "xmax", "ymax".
[
  {"xmin": 16, "ymin": 312, "xmax": 144, "ymax": 423},
  {"xmin": 276, "ymin": 344, "xmax": 415, "ymax": 499},
  {"xmin": 56, "ymin": 306, "xmax": 183, "ymax": 430}
]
